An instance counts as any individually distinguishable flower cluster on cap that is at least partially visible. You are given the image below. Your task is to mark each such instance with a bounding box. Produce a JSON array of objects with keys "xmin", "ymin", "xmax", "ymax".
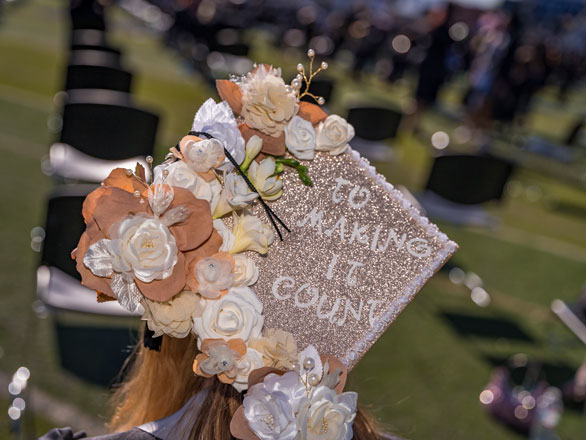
[{"xmin": 73, "ymin": 52, "xmax": 357, "ymax": 440}]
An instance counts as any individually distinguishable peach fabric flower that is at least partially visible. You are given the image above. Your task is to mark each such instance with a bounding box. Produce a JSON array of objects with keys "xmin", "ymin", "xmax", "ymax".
[
  {"xmin": 72, "ymin": 168, "xmax": 215, "ymax": 309},
  {"xmin": 193, "ymin": 338, "xmax": 247, "ymax": 384},
  {"xmin": 187, "ymin": 252, "xmax": 235, "ymax": 299}
]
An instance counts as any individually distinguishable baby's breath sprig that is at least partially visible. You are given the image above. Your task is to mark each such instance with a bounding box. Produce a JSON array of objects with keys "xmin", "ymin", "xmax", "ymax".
[{"xmin": 291, "ymin": 48, "xmax": 329, "ymax": 105}]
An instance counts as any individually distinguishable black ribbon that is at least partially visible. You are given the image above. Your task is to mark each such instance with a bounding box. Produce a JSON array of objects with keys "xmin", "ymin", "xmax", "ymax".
[
  {"xmin": 189, "ymin": 131, "xmax": 290, "ymax": 241},
  {"xmin": 143, "ymin": 326, "xmax": 162, "ymax": 351}
]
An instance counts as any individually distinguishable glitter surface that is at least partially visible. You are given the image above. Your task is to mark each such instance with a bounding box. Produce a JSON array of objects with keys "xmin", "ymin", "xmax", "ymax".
[{"xmin": 248, "ymin": 151, "xmax": 457, "ymax": 369}]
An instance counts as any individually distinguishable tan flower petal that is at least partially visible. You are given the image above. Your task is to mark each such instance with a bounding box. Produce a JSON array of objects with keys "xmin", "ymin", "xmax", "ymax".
[
  {"xmin": 218, "ymin": 371, "xmax": 237, "ymax": 384},
  {"xmin": 247, "ymin": 366, "xmax": 285, "ymax": 389},
  {"xmin": 102, "ymin": 168, "xmax": 149, "ymax": 194},
  {"xmin": 227, "ymin": 338, "xmax": 247, "ymax": 356},
  {"xmin": 321, "ymin": 354, "xmax": 348, "ymax": 394},
  {"xmin": 297, "ymin": 101, "xmax": 328, "ymax": 125},
  {"xmin": 168, "ymin": 187, "xmax": 213, "ymax": 251},
  {"xmin": 73, "ymin": 230, "xmax": 116, "ymax": 299},
  {"xmin": 135, "ymin": 252, "xmax": 186, "ymax": 302},
  {"xmin": 87, "ymin": 186, "xmax": 149, "ymax": 235},
  {"xmin": 216, "ymin": 80, "xmax": 243, "ymax": 115},
  {"xmin": 230, "ymin": 406, "xmax": 259, "ymax": 440},
  {"xmin": 238, "ymin": 124, "xmax": 286, "ymax": 156},
  {"xmin": 193, "ymin": 352, "xmax": 213, "ymax": 377}
]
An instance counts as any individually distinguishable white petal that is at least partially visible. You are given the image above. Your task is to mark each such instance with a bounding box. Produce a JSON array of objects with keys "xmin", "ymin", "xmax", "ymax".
[
  {"xmin": 83, "ymin": 239, "xmax": 113, "ymax": 277},
  {"xmin": 161, "ymin": 205, "xmax": 190, "ymax": 227},
  {"xmin": 111, "ymin": 273, "xmax": 142, "ymax": 312}
]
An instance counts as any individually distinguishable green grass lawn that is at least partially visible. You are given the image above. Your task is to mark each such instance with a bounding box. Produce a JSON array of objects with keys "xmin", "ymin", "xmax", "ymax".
[{"xmin": 0, "ymin": 0, "xmax": 585, "ymax": 438}]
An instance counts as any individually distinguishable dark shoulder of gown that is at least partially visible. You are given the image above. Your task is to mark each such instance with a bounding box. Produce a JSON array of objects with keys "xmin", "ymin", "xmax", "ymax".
[{"xmin": 38, "ymin": 427, "xmax": 161, "ymax": 440}]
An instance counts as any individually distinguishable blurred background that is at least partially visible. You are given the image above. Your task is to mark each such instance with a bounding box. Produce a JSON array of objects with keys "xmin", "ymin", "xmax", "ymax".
[{"xmin": 0, "ymin": 0, "xmax": 585, "ymax": 438}]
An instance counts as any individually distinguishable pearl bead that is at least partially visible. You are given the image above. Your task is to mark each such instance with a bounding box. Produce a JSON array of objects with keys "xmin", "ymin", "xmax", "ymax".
[
  {"xmin": 296, "ymin": 73, "xmax": 303, "ymax": 81},
  {"xmin": 303, "ymin": 357, "xmax": 315, "ymax": 370},
  {"xmin": 291, "ymin": 79, "xmax": 301, "ymax": 89},
  {"xmin": 307, "ymin": 49, "xmax": 315, "ymax": 57},
  {"xmin": 145, "ymin": 156, "xmax": 153, "ymax": 164},
  {"xmin": 297, "ymin": 63, "xmax": 304, "ymax": 72},
  {"xmin": 285, "ymin": 85, "xmax": 292, "ymax": 93},
  {"xmin": 321, "ymin": 61, "xmax": 328, "ymax": 70},
  {"xmin": 125, "ymin": 169, "xmax": 133, "ymax": 176},
  {"xmin": 162, "ymin": 169, "xmax": 169, "ymax": 178},
  {"xmin": 309, "ymin": 374, "xmax": 320, "ymax": 386},
  {"xmin": 291, "ymin": 361, "xmax": 300, "ymax": 371},
  {"xmin": 133, "ymin": 190, "xmax": 141, "ymax": 198},
  {"xmin": 317, "ymin": 97, "xmax": 325, "ymax": 105}
]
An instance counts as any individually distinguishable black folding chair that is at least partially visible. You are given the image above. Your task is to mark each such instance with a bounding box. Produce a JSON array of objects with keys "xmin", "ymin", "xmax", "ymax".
[
  {"xmin": 300, "ymin": 79, "xmax": 334, "ymax": 104},
  {"xmin": 70, "ymin": 0, "xmax": 106, "ymax": 31},
  {"xmin": 49, "ymin": 89, "xmax": 158, "ymax": 182},
  {"xmin": 417, "ymin": 154, "xmax": 515, "ymax": 227},
  {"xmin": 37, "ymin": 185, "xmax": 139, "ymax": 386},
  {"xmin": 65, "ymin": 64, "xmax": 133, "ymax": 93},
  {"xmin": 347, "ymin": 106, "xmax": 403, "ymax": 141},
  {"xmin": 69, "ymin": 49, "xmax": 122, "ymax": 69},
  {"xmin": 346, "ymin": 106, "xmax": 403, "ymax": 161}
]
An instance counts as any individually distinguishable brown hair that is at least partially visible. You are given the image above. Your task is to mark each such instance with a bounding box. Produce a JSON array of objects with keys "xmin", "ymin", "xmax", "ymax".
[{"xmin": 109, "ymin": 330, "xmax": 381, "ymax": 439}]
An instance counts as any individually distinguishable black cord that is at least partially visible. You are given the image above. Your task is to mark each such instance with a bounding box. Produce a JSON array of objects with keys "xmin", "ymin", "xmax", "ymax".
[{"xmin": 189, "ymin": 131, "xmax": 290, "ymax": 241}]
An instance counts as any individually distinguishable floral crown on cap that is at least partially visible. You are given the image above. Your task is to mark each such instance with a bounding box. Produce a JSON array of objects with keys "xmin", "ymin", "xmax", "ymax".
[{"xmin": 73, "ymin": 50, "xmax": 456, "ymax": 439}]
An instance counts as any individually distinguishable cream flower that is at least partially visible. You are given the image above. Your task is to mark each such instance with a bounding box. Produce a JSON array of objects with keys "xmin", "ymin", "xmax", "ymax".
[
  {"xmin": 241, "ymin": 135, "xmax": 263, "ymax": 171},
  {"xmin": 232, "ymin": 254, "xmax": 259, "ymax": 287},
  {"xmin": 182, "ymin": 138, "xmax": 225, "ymax": 173},
  {"xmin": 107, "ymin": 214, "xmax": 178, "ymax": 283},
  {"xmin": 230, "ymin": 210, "xmax": 274, "ymax": 255},
  {"xmin": 285, "ymin": 116, "xmax": 316, "ymax": 160},
  {"xmin": 154, "ymin": 162, "xmax": 221, "ymax": 213},
  {"xmin": 241, "ymin": 66, "xmax": 299, "ymax": 137},
  {"xmin": 213, "ymin": 173, "xmax": 258, "ymax": 218},
  {"xmin": 193, "ymin": 286, "xmax": 264, "ymax": 346},
  {"xmin": 248, "ymin": 157, "xmax": 283, "ymax": 201},
  {"xmin": 315, "ymin": 115, "xmax": 355, "ymax": 156},
  {"xmin": 141, "ymin": 291, "xmax": 202, "ymax": 338},
  {"xmin": 191, "ymin": 98, "xmax": 245, "ymax": 171},
  {"xmin": 193, "ymin": 254, "xmax": 234, "ymax": 298},
  {"xmin": 243, "ymin": 371, "xmax": 306, "ymax": 440},
  {"xmin": 296, "ymin": 386, "xmax": 358, "ymax": 440},
  {"xmin": 250, "ymin": 329, "xmax": 298, "ymax": 370},
  {"xmin": 213, "ymin": 219, "xmax": 235, "ymax": 252},
  {"xmin": 233, "ymin": 347, "xmax": 264, "ymax": 392}
]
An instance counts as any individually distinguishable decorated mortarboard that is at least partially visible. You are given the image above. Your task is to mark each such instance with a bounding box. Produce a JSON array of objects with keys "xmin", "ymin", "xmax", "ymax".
[{"xmin": 72, "ymin": 50, "xmax": 456, "ymax": 440}]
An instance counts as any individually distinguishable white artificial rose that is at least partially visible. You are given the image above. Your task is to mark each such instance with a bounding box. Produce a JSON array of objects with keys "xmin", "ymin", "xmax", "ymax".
[
  {"xmin": 194, "ymin": 255, "xmax": 234, "ymax": 299},
  {"xmin": 232, "ymin": 254, "xmax": 259, "ymax": 287},
  {"xmin": 231, "ymin": 211, "xmax": 274, "ymax": 255},
  {"xmin": 243, "ymin": 371, "xmax": 306, "ymax": 440},
  {"xmin": 141, "ymin": 291, "xmax": 202, "ymax": 338},
  {"xmin": 154, "ymin": 162, "xmax": 219, "ymax": 213},
  {"xmin": 241, "ymin": 66, "xmax": 299, "ymax": 137},
  {"xmin": 233, "ymin": 347, "xmax": 264, "ymax": 392},
  {"xmin": 296, "ymin": 387, "xmax": 358, "ymax": 440},
  {"xmin": 193, "ymin": 286, "xmax": 264, "ymax": 346},
  {"xmin": 285, "ymin": 116, "xmax": 316, "ymax": 160},
  {"xmin": 108, "ymin": 214, "xmax": 178, "ymax": 283},
  {"xmin": 248, "ymin": 157, "xmax": 283, "ymax": 201},
  {"xmin": 213, "ymin": 219, "xmax": 235, "ymax": 252},
  {"xmin": 182, "ymin": 138, "xmax": 224, "ymax": 173},
  {"xmin": 191, "ymin": 98, "xmax": 245, "ymax": 171},
  {"xmin": 315, "ymin": 115, "xmax": 355, "ymax": 156}
]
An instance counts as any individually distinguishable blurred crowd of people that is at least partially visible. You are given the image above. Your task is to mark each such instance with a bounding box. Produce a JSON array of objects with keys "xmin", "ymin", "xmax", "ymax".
[{"xmin": 131, "ymin": 0, "xmax": 586, "ymax": 129}]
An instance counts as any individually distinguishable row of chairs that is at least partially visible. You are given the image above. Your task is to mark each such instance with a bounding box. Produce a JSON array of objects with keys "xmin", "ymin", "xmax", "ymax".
[{"xmin": 35, "ymin": 4, "xmax": 158, "ymax": 386}]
